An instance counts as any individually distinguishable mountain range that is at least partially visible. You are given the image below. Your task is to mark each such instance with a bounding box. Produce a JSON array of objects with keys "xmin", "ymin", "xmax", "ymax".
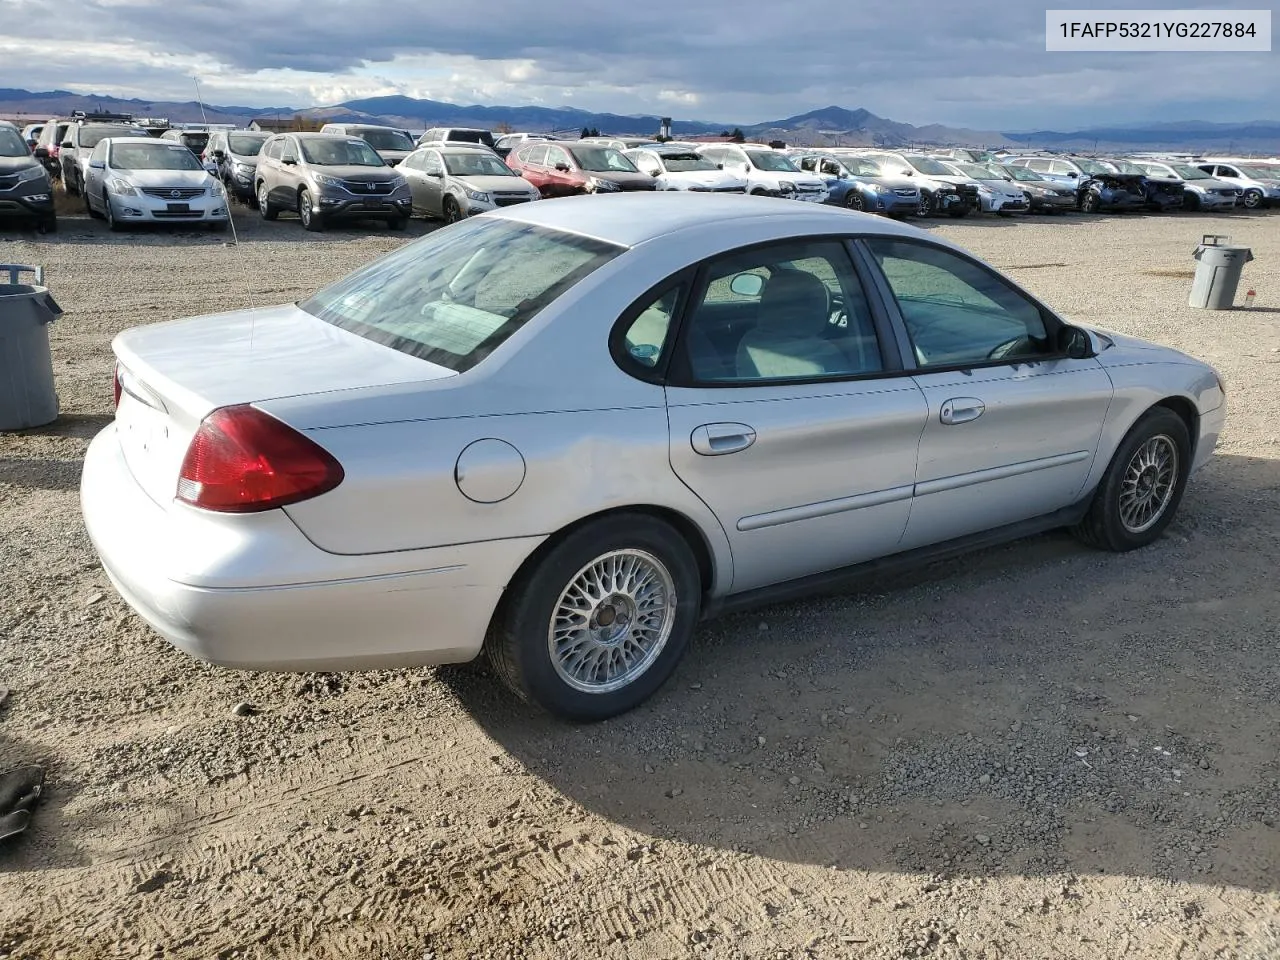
[{"xmin": 0, "ymin": 88, "xmax": 1276, "ymax": 153}]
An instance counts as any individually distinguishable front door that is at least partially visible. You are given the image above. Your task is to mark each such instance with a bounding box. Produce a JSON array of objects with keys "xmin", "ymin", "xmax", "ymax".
[
  {"xmin": 662, "ymin": 239, "xmax": 929, "ymax": 594},
  {"xmin": 860, "ymin": 236, "xmax": 1113, "ymax": 550}
]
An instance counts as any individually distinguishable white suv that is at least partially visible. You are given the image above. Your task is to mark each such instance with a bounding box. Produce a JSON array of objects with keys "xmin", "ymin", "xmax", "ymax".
[{"xmin": 695, "ymin": 144, "xmax": 827, "ymax": 202}]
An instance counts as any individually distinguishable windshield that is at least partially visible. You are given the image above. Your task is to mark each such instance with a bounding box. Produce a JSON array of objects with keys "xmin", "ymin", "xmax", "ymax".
[
  {"xmin": 300, "ymin": 138, "xmax": 385, "ymax": 166},
  {"xmin": 178, "ymin": 133, "xmax": 209, "ymax": 152},
  {"xmin": 360, "ymin": 129, "xmax": 415, "ymax": 151},
  {"xmin": 228, "ymin": 135, "xmax": 268, "ymax": 156},
  {"xmin": 0, "ymin": 127, "xmax": 29, "ymax": 157},
  {"xmin": 1074, "ymin": 158, "xmax": 1112, "ymax": 175},
  {"xmin": 110, "ymin": 142, "xmax": 203, "ymax": 171},
  {"xmin": 906, "ymin": 156, "xmax": 954, "ymax": 176},
  {"xmin": 746, "ymin": 150, "xmax": 799, "ymax": 172},
  {"xmin": 300, "ymin": 218, "xmax": 623, "ymax": 373},
  {"xmin": 658, "ymin": 153, "xmax": 716, "ymax": 172},
  {"xmin": 1106, "ymin": 159, "xmax": 1146, "ymax": 174},
  {"xmin": 1002, "ymin": 165, "xmax": 1043, "ymax": 182},
  {"xmin": 1240, "ymin": 165, "xmax": 1279, "ymax": 179},
  {"xmin": 568, "ymin": 146, "xmax": 637, "ymax": 172},
  {"xmin": 953, "ymin": 162, "xmax": 998, "ymax": 180},
  {"xmin": 1167, "ymin": 164, "xmax": 1208, "ymax": 179},
  {"xmin": 443, "ymin": 152, "xmax": 517, "ymax": 177}
]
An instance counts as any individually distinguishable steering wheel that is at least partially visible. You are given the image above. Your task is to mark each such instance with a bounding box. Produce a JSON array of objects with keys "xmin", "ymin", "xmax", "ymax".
[{"xmin": 987, "ymin": 336, "xmax": 1030, "ymax": 360}]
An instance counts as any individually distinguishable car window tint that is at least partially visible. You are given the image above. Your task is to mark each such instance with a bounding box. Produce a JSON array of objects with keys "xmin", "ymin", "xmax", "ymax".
[
  {"xmin": 683, "ymin": 241, "xmax": 884, "ymax": 383},
  {"xmin": 621, "ymin": 286, "xmax": 683, "ymax": 368},
  {"xmin": 865, "ymin": 238, "xmax": 1052, "ymax": 368},
  {"xmin": 523, "ymin": 144, "xmax": 548, "ymax": 165}
]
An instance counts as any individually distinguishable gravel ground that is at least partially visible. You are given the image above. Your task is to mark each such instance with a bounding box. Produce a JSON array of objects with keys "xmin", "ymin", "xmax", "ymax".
[{"xmin": 1, "ymin": 202, "xmax": 1278, "ymax": 960}]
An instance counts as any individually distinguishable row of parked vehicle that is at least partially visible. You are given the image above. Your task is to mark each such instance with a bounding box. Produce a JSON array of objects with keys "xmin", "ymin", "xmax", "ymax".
[{"xmin": 3, "ymin": 113, "xmax": 1279, "ymax": 235}]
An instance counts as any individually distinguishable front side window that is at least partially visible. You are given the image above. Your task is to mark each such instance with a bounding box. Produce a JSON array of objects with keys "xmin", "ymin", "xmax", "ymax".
[
  {"xmin": 546, "ymin": 146, "xmax": 571, "ymax": 168},
  {"xmin": 421, "ymin": 151, "xmax": 444, "ymax": 176},
  {"xmin": 865, "ymin": 238, "xmax": 1052, "ymax": 368},
  {"xmin": 301, "ymin": 218, "xmax": 624, "ymax": 373},
  {"xmin": 681, "ymin": 241, "xmax": 883, "ymax": 383}
]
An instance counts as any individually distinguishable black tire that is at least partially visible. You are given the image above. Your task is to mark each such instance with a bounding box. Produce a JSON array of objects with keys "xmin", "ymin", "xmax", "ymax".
[
  {"xmin": 947, "ymin": 202, "xmax": 970, "ymax": 219},
  {"xmin": 105, "ymin": 197, "xmax": 123, "ymax": 232},
  {"xmin": 37, "ymin": 216, "xmax": 57, "ymax": 235},
  {"xmin": 387, "ymin": 214, "xmax": 408, "ymax": 231},
  {"xmin": 1080, "ymin": 190, "xmax": 1102, "ymax": 214},
  {"xmin": 63, "ymin": 170, "xmax": 79, "ymax": 197},
  {"xmin": 442, "ymin": 196, "xmax": 463, "ymax": 224},
  {"xmin": 1241, "ymin": 189, "xmax": 1263, "ymax": 210},
  {"xmin": 917, "ymin": 190, "xmax": 934, "ymax": 217},
  {"xmin": 750, "ymin": 188, "xmax": 769, "ymax": 197},
  {"xmin": 1183, "ymin": 191, "xmax": 1201, "ymax": 212},
  {"xmin": 485, "ymin": 514, "xmax": 702, "ymax": 721},
  {"xmin": 257, "ymin": 182, "xmax": 278, "ymax": 220},
  {"xmin": 844, "ymin": 190, "xmax": 865, "ymax": 212},
  {"xmin": 1071, "ymin": 407, "xmax": 1191, "ymax": 552},
  {"xmin": 299, "ymin": 188, "xmax": 324, "ymax": 231}
]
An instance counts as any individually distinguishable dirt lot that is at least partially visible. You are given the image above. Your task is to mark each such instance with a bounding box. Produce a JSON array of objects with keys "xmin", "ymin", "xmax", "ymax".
[{"xmin": 1, "ymin": 202, "xmax": 1278, "ymax": 960}]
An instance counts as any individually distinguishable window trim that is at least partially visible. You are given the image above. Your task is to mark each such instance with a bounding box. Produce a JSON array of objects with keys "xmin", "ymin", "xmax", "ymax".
[
  {"xmin": 608, "ymin": 269, "xmax": 697, "ymax": 384},
  {"xmin": 662, "ymin": 235, "xmax": 905, "ymax": 389},
  {"xmin": 852, "ymin": 235, "xmax": 1077, "ymax": 375}
]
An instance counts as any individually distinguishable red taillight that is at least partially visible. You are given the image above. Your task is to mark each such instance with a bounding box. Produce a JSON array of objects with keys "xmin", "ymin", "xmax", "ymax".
[
  {"xmin": 176, "ymin": 405, "xmax": 344, "ymax": 513},
  {"xmin": 112, "ymin": 364, "xmax": 122, "ymax": 409}
]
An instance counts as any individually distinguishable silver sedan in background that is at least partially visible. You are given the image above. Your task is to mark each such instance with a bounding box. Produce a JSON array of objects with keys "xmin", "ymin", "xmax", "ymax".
[
  {"xmin": 81, "ymin": 195, "xmax": 1225, "ymax": 720},
  {"xmin": 398, "ymin": 145, "xmax": 540, "ymax": 221}
]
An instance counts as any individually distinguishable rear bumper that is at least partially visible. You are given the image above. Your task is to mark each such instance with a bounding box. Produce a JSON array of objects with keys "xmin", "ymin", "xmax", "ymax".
[{"xmin": 80, "ymin": 426, "xmax": 543, "ymax": 672}]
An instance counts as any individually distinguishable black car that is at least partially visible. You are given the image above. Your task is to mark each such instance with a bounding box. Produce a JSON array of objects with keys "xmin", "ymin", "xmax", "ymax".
[
  {"xmin": 205, "ymin": 130, "xmax": 269, "ymax": 203},
  {"xmin": 0, "ymin": 123, "xmax": 56, "ymax": 233}
]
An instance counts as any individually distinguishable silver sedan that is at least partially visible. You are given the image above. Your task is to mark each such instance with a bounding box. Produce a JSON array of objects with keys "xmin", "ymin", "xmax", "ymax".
[{"xmin": 81, "ymin": 195, "xmax": 1226, "ymax": 720}]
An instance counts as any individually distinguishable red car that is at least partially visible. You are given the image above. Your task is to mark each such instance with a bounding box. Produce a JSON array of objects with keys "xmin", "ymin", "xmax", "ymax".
[{"xmin": 507, "ymin": 141, "xmax": 656, "ymax": 196}]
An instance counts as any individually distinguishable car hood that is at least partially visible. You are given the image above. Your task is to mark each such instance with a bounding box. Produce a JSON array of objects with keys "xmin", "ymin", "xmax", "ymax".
[
  {"xmin": 307, "ymin": 164, "xmax": 401, "ymax": 181},
  {"xmin": 975, "ymin": 177, "xmax": 1027, "ymax": 194},
  {"xmin": 1187, "ymin": 177, "xmax": 1238, "ymax": 190},
  {"xmin": 111, "ymin": 168, "xmax": 213, "ymax": 189},
  {"xmin": 661, "ymin": 170, "xmax": 745, "ymax": 187},
  {"xmin": 452, "ymin": 174, "xmax": 538, "ymax": 193},
  {"xmin": 0, "ymin": 155, "xmax": 44, "ymax": 176},
  {"xmin": 1084, "ymin": 327, "xmax": 1199, "ymax": 365},
  {"xmin": 858, "ymin": 174, "xmax": 916, "ymax": 190},
  {"xmin": 589, "ymin": 170, "xmax": 658, "ymax": 187}
]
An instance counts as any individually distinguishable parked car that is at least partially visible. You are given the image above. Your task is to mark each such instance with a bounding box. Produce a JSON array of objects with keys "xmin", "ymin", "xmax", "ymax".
[
  {"xmin": 20, "ymin": 124, "xmax": 43, "ymax": 148},
  {"xmin": 399, "ymin": 145, "xmax": 540, "ymax": 221},
  {"xmin": 416, "ymin": 128, "xmax": 497, "ymax": 153},
  {"xmin": 790, "ymin": 152, "xmax": 919, "ymax": 215},
  {"xmin": 33, "ymin": 119, "xmax": 73, "ymax": 179},
  {"xmin": 493, "ymin": 132, "xmax": 558, "ymax": 160},
  {"xmin": 507, "ymin": 141, "xmax": 656, "ymax": 196},
  {"xmin": 160, "ymin": 128, "xmax": 211, "ymax": 157},
  {"xmin": 0, "ymin": 122, "xmax": 56, "ymax": 232},
  {"xmin": 83, "ymin": 136, "xmax": 228, "ymax": 231},
  {"xmin": 933, "ymin": 147, "xmax": 996, "ymax": 164},
  {"xmin": 204, "ymin": 130, "xmax": 269, "ymax": 204},
  {"xmin": 1007, "ymin": 156, "xmax": 1148, "ymax": 213},
  {"xmin": 849, "ymin": 151, "xmax": 974, "ymax": 217},
  {"xmin": 1194, "ymin": 159, "xmax": 1280, "ymax": 209},
  {"xmin": 255, "ymin": 133, "xmax": 412, "ymax": 231},
  {"xmin": 580, "ymin": 137, "xmax": 663, "ymax": 151},
  {"xmin": 623, "ymin": 145, "xmax": 748, "ymax": 192},
  {"xmin": 61, "ymin": 121, "xmax": 147, "ymax": 196},
  {"xmin": 936, "ymin": 160, "xmax": 1030, "ymax": 215},
  {"xmin": 81, "ymin": 194, "xmax": 1226, "ymax": 721},
  {"xmin": 993, "ymin": 164, "xmax": 1078, "ymax": 213},
  {"xmin": 694, "ymin": 144, "xmax": 827, "ymax": 202},
  {"xmin": 1095, "ymin": 158, "xmax": 1183, "ymax": 212},
  {"xmin": 1126, "ymin": 159, "xmax": 1241, "ymax": 211},
  {"xmin": 319, "ymin": 124, "xmax": 416, "ymax": 166}
]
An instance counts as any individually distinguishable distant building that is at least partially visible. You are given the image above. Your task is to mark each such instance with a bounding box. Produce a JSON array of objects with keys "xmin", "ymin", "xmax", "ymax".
[{"xmin": 249, "ymin": 116, "xmax": 323, "ymax": 133}]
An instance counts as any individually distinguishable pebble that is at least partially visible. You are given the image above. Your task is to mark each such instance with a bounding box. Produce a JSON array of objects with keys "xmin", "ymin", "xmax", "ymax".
[
  {"xmin": 666, "ymin": 787, "xmax": 683, "ymax": 798},
  {"xmin": 978, "ymin": 774, "xmax": 991, "ymax": 786},
  {"xmin": 788, "ymin": 776, "xmax": 801, "ymax": 786},
  {"xmin": 231, "ymin": 702, "xmax": 257, "ymax": 717},
  {"xmin": 975, "ymin": 834, "xmax": 991, "ymax": 846}
]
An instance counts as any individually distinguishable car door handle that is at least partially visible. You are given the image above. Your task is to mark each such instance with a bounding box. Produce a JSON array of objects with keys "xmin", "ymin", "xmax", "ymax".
[
  {"xmin": 691, "ymin": 423, "xmax": 757, "ymax": 456},
  {"xmin": 939, "ymin": 398, "xmax": 985, "ymax": 425}
]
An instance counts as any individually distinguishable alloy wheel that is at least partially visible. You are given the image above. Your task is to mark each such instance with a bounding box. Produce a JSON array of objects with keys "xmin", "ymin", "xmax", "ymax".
[{"xmin": 1118, "ymin": 435, "xmax": 1178, "ymax": 534}]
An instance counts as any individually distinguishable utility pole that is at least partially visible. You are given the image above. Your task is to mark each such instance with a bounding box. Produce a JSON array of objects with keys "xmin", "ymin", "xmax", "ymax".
[{"xmin": 193, "ymin": 76, "xmax": 209, "ymax": 125}]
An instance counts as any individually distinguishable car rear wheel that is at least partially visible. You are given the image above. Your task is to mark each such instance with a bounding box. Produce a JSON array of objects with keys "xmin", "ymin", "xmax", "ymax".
[
  {"xmin": 442, "ymin": 196, "xmax": 462, "ymax": 224},
  {"xmin": 257, "ymin": 183, "xmax": 278, "ymax": 220},
  {"xmin": 298, "ymin": 188, "xmax": 324, "ymax": 231},
  {"xmin": 1072, "ymin": 407, "xmax": 1190, "ymax": 552},
  {"xmin": 1241, "ymin": 189, "xmax": 1263, "ymax": 210},
  {"xmin": 844, "ymin": 191, "xmax": 865, "ymax": 212},
  {"xmin": 486, "ymin": 514, "xmax": 701, "ymax": 721},
  {"xmin": 1080, "ymin": 190, "xmax": 1102, "ymax": 213}
]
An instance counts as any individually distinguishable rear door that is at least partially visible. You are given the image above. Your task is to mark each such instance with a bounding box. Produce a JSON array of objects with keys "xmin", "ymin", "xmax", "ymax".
[
  {"xmin": 662, "ymin": 238, "xmax": 929, "ymax": 594},
  {"xmin": 860, "ymin": 236, "xmax": 1113, "ymax": 550}
]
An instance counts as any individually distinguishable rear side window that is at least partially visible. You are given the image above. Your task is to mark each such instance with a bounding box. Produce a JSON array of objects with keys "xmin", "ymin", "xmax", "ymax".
[{"xmin": 301, "ymin": 218, "xmax": 624, "ymax": 373}]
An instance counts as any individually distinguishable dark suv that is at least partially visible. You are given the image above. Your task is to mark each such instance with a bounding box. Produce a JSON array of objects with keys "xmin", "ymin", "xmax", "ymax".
[
  {"xmin": 205, "ymin": 130, "xmax": 269, "ymax": 203},
  {"xmin": 0, "ymin": 122, "xmax": 56, "ymax": 232}
]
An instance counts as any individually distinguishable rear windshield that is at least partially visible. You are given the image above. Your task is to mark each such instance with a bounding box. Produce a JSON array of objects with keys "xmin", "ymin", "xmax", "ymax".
[
  {"xmin": 445, "ymin": 130, "xmax": 496, "ymax": 148},
  {"xmin": 229, "ymin": 135, "xmax": 267, "ymax": 156},
  {"xmin": 359, "ymin": 129, "xmax": 415, "ymax": 151},
  {"xmin": 300, "ymin": 218, "xmax": 623, "ymax": 373}
]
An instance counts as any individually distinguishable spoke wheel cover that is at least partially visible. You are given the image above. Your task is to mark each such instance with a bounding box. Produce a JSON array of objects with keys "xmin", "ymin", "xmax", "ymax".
[{"xmin": 1119, "ymin": 434, "xmax": 1178, "ymax": 534}]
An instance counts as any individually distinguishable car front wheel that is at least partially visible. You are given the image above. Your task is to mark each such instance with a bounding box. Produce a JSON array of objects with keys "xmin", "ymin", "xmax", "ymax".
[
  {"xmin": 1241, "ymin": 189, "xmax": 1263, "ymax": 210},
  {"xmin": 486, "ymin": 514, "xmax": 702, "ymax": 721},
  {"xmin": 1072, "ymin": 407, "xmax": 1191, "ymax": 552},
  {"xmin": 257, "ymin": 183, "xmax": 278, "ymax": 220}
]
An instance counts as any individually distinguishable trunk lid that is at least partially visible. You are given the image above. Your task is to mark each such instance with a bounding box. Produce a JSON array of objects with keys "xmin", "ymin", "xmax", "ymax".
[{"xmin": 112, "ymin": 303, "xmax": 454, "ymax": 507}]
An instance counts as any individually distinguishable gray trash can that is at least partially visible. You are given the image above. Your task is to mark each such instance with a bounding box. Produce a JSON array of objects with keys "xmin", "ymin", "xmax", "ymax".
[
  {"xmin": 1189, "ymin": 235, "xmax": 1253, "ymax": 310},
  {"xmin": 0, "ymin": 266, "xmax": 61, "ymax": 431}
]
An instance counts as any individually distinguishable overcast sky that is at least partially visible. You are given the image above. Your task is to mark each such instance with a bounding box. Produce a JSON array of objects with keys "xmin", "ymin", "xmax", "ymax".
[{"xmin": 2, "ymin": 0, "xmax": 1275, "ymax": 130}]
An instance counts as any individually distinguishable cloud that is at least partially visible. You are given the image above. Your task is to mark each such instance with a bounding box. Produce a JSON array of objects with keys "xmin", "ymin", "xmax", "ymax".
[{"xmin": 1, "ymin": 0, "xmax": 1276, "ymax": 129}]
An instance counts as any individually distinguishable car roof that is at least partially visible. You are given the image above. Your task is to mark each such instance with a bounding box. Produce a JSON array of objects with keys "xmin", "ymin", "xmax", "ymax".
[{"xmin": 490, "ymin": 192, "xmax": 922, "ymax": 248}]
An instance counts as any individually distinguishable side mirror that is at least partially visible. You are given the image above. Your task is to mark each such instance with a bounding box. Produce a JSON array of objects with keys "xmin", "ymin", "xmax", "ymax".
[
  {"xmin": 212, "ymin": 150, "xmax": 226, "ymax": 160},
  {"xmin": 1059, "ymin": 325, "xmax": 1095, "ymax": 359},
  {"xmin": 61, "ymin": 141, "xmax": 73, "ymax": 149},
  {"xmin": 554, "ymin": 162, "xmax": 570, "ymax": 172},
  {"xmin": 428, "ymin": 170, "xmax": 443, "ymax": 178},
  {"xmin": 33, "ymin": 146, "xmax": 48, "ymax": 158},
  {"xmin": 716, "ymin": 163, "xmax": 724, "ymax": 170},
  {"xmin": 89, "ymin": 159, "xmax": 105, "ymax": 169},
  {"xmin": 729, "ymin": 273, "xmax": 764, "ymax": 297},
  {"xmin": 1066, "ymin": 171, "xmax": 1078, "ymax": 178},
  {"xmin": 282, "ymin": 154, "xmax": 298, "ymax": 165}
]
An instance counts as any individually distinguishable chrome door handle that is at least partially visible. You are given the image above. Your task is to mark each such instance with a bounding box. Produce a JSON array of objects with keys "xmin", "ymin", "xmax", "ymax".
[
  {"xmin": 939, "ymin": 398, "xmax": 985, "ymax": 425},
  {"xmin": 691, "ymin": 423, "xmax": 757, "ymax": 456}
]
